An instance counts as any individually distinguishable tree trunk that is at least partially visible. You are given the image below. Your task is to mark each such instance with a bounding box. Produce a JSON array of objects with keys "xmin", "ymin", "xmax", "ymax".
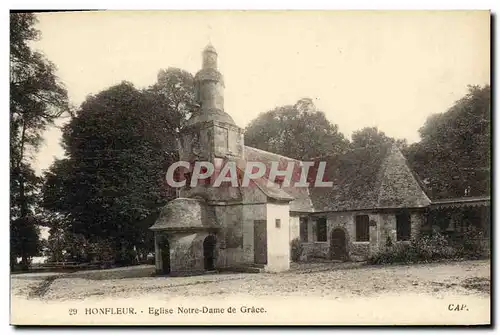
[{"xmin": 17, "ymin": 122, "xmax": 30, "ymax": 271}]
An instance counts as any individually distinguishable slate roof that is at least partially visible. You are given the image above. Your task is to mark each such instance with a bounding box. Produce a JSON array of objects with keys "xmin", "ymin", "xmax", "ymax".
[
  {"xmin": 149, "ymin": 198, "xmax": 218, "ymax": 231},
  {"xmin": 308, "ymin": 143, "xmax": 431, "ymax": 212},
  {"xmin": 186, "ymin": 108, "xmax": 235, "ymax": 127},
  {"xmin": 244, "ymin": 146, "xmax": 315, "ymax": 212},
  {"xmin": 155, "ymin": 143, "xmax": 430, "ymax": 222}
]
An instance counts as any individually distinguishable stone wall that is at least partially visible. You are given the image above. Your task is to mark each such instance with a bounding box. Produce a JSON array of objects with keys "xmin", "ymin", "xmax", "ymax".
[
  {"xmin": 378, "ymin": 213, "xmax": 397, "ymax": 248},
  {"xmin": 297, "ymin": 210, "xmax": 428, "ymax": 262},
  {"xmin": 168, "ymin": 232, "xmax": 208, "ymax": 276},
  {"xmin": 326, "ymin": 211, "xmax": 375, "ymax": 261},
  {"xmin": 215, "ymin": 204, "xmax": 243, "ymax": 268},
  {"xmin": 410, "ymin": 212, "xmax": 424, "ymax": 240},
  {"xmin": 303, "ymin": 242, "xmax": 329, "ymax": 259},
  {"xmin": 350, "ymin": 242, "xmax": 370, "ymax": 261},
  {"xmin": 289, "ymin": 215, "xmax": 300, "ymax": 242}
]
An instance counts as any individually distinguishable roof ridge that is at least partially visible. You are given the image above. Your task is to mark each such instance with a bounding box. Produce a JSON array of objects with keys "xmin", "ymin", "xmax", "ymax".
[
  {"xmin": 377, "ymin": 145, "xmax": 431, "ymax": 207},
  {"xmin": 375, "ymin": 145, "xmax": 393, "ymax": 207},
  {"xmin": 244, "ymin": 145, "xmax": 302, "ymax": 163},
  {"xmin": 396, "ymin": 148, "xmax": 432, "ymax": 204},
  {"xmin": 403, "ymin": 155, "xmax": 434, "ymax": 201},
  {"xmin": 308, "ymin": 142, "xmax": 393, "ymax": 161},
  {"xmin": 235, "ymin": 162, "xmax": 294, "ymax": 201}
]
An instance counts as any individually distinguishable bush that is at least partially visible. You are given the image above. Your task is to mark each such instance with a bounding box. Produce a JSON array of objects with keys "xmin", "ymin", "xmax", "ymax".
[
  {"xmin": 368, "ymin": 242, "xmax": 415, "ymax": 265},
  {"xmin": 453, "ymin": 226, "xmax": 488, "ymax": 259},
  {"xmin": 290, "ymin": 238, "xmax": 303, "ymax": 262},
  {"xmin": 412, "ymin": 232, "xmax": 457, "ymax": 261},
  {"xmin": 385, "ymin": 235, "xmax": 394, "ymax": 249},
  {"xmin": 368, "ymin": 231, "xmax": 461, "ymax": 265}
]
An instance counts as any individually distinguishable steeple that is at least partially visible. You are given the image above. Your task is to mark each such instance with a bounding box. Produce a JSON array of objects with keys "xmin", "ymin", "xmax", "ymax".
[
  {"xmin": 188, "ymin": 44, "xmax": 235, "ymax": 126},
  {"xmin": 179, "ymin": 44, "xmax": 244, "ymax": 164},
  {"xmin": 202, "ymin": 43, "xmax": 218, "ymax": 69}
]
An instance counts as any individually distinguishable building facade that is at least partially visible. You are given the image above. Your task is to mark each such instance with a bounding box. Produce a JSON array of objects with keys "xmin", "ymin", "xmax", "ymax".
[{"xmin": 150, "ymin": 45, "xmax": 432, "ymax": 276}]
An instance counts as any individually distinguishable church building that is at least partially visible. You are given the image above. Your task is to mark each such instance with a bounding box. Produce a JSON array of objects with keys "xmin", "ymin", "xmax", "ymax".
[{"xmin": 149, "ymin": 45, "xmax": 431, "ymax": 276}]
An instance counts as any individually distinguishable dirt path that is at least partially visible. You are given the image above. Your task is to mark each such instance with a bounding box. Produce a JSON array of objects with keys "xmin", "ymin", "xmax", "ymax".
[
  {"xmin": 10, "ymin": 260, "xmax": 490, "ymax": 325},
  {"xmin": 11, "ymin": 259, "xmax": 490, "ymax": 300}
]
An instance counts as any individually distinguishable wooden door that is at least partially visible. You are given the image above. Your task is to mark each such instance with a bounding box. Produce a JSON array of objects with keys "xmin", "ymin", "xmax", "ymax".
[
  {"xmin": 254, "ymin": 220, "xmax": 268, "ymax": 264},
  {"xmin": 330, "ymin": 228, "xmax": 347, "ymax": 260}
]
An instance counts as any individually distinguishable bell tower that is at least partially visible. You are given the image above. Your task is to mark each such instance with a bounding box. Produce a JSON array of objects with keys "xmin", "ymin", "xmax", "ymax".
[
  {"xmin": 196, "ymin": 44, "xmax": 224, "ymax": 112},
  {"xmin": 179, "ymin": 44, "xmax": 245, "ymax": 164}
]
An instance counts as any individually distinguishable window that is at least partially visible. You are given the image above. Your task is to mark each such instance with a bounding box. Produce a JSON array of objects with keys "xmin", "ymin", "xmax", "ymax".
[
  {"xmin": 355, "ymin": 215, "xmax": 370, "ymax": 242},
  {"xmin": 299, "ymin": 217, "xmax": 308, "ymax": 242},
  {"xmin": 396, "ymin": 212, "xmax": 411, "ymax": 241},
  {"xmin": 316, "ymin": 218, "xmax": 327, "ymax": 242},
  {"xmin": 275, "ymin": 219, "xmax": 281, "ymax": 229}
]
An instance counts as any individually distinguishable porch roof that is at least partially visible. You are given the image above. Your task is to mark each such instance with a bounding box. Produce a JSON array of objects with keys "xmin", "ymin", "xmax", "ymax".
[{"xmin": 429, "ymin": 196, "xmax": 491, "ymax": 210}]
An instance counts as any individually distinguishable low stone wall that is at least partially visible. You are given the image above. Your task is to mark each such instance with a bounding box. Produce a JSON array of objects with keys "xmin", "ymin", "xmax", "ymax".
[
  {"xmin": 300, "ymin": 241, "xmax": 371, "ymax": 262},
  {"xmin": 350, "ymin": 242, "xmax": 370, "ymax": 261},
  {"xmin": 301, "ymin": 243, "xmax": 327, "ymax": 260}
]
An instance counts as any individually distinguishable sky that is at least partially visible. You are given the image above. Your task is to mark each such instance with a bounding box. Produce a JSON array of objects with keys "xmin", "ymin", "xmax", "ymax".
[{"xmin": 31, "ymin": 10, "xmax": 490, "ymax": 174}]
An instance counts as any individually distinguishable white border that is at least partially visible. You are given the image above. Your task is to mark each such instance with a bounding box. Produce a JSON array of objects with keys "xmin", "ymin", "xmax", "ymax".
[{"xmin": 1, "ymin": 1, "xmax": 497, "ymax": 333}]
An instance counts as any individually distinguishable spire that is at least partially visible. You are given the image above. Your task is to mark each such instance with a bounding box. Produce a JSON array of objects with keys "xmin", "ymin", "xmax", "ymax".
[
  {"xmin": 202, "ymin": 43, "xmax": 218, "ymax": 69},
  {"xmin": 188, "ymin": 44, "xmax": 235, "ymax": 126}
]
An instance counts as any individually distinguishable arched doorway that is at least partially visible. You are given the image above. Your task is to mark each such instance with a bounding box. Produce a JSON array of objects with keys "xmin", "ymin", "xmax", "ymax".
[
  {"xmin": 203, "ymin": 235, "xmax": 217, "ymax": 271},
  {"xmin": 330, "ymin": 228, "xmax": 347, "ymax": 261},
  {"xmin": 161, "ymin": 239, "xmax": 171, "ymax": 274}
]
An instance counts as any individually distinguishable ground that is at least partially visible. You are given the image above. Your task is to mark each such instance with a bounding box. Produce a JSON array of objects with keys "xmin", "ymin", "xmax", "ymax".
[{"xmin": 10, "ymin": 260, "xmax": 491, "ymax": 325}]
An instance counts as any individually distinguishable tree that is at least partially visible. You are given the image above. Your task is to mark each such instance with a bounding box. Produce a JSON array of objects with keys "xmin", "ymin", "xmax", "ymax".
[
  {"xmin": 42, "ymin": 68, "xmax": 195, "ymax": 265},
  {"xmin": 244, "ymin": 98, "xmax": 349, "ymax": 160},
  {"xmin": 10, "ymin": 13, "xmax": 69, "ymax": 269},
  {"xmin": 152, "ymin": 67, "xmax": 197, "ymax": 130},
  {"xmin": 406, "ymin": 85, "xmax": 491, "ymax": 199},
  {"xmin": 350, "ymin": 126, "xmax": 407, "ymax": 150}
]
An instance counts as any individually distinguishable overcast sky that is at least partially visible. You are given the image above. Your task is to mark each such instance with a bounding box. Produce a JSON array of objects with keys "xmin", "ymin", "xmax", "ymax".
[{"xmin": 31, "ymin": 10, "xmax": 490, "ymax": 174}]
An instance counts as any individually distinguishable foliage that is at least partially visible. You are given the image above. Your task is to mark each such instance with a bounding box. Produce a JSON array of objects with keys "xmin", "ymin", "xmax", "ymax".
[
  {"xmin": 244, "ymin": 98, "xmax": 349, "ymax": 160},
  {"xmin": 290, "ymin": 237, "xmax": 303, "ymax": 262},
  {"xmin": 44, "ymin": 213, "xmax": 91, "ymax": 263},
  {"xmin": 411, "ymin": 232, "xmax": 458, "ymax": 261},
  {"xmin": 152, "ymin": 68, "xmax": 197, "ymax": 130},
  {"xmin": 41, "ymin": 68, "xmax": 194, "ymax": 265},
  {"xmin": 384, "ymin": 235, "xmax": 393, "ymax": 248},
  {"xmin": 10, "ymin": 216, "xmax": 43, "ymax": 269},
  {"xmin": 405, "ymin": 85, "xmax": 491, "ymax": 199},
  {"xmin": 452, "ymin": 226, "xmax": 488, "ymax": 259},
  {"xmin": 368, "ymin": 229, "xmax": 487, "ymax": 265},
  {"xmin": 368, "ymin": 242, "xmax": 414, "ymax": 265},
  {"xmin": 350, "ymin": 126, "xmax": 407, "ymax": 150},
  {"xmin": 10, "ymin": 13, "xmax": 69, "ymax": 269}
]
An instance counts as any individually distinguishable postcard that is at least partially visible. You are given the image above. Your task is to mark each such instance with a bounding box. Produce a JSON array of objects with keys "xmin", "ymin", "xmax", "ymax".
[{"xmin": 10, "ymin": 10, "xmax": 491, "ymax": 326}]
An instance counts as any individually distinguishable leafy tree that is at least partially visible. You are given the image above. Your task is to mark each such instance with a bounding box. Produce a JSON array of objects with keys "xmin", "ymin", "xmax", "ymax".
[
  {"xmin": 10, "ymin": 13, "xmax": 69, "ymax": 269},
  {"xmin": 351, "ymin": 126, "xmax": 407, "ymax": 150},
  {"xmin": 10, "ymin": 216, "xmax": 43, "ymax": 268},
  {"xmin": 244, "ymin": 98, "xmax": 349, "ymax": 160},
  {"xmin": 406, "ymin": 85, "xmax": 491, "ymax": 199},
  {"xmin": 152, "ymin": 68, "xmax": 197, "ymax": 130},
  {"xmin": 42, "ymin": 68, "xmax": 195, "ymax": 265}
]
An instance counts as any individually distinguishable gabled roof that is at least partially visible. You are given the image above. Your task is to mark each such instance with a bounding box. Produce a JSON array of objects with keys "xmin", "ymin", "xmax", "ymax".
[
  {"xmin": 244, "ymin": 146, "xmax": 315, "ymax": 212},
  {"xmin": 308, "ymin": 143, "xmax": 431, "ymax": 212},
  {"xmin": 234, "ymin": 156, "xmax": 294, "ymax": 202},
  {"xmin": 177, "ymin": 143, "xmax": 430, "ymax": 213}
]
